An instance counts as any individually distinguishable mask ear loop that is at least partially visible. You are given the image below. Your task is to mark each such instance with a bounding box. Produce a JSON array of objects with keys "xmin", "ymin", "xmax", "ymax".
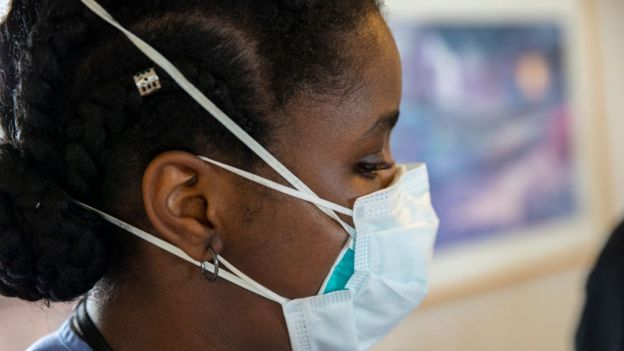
[
  {"xmin": 79, "ymin": 0, "xmax": 353, "ymax": 236},
  {"xmin": 197, "ymin": 156, "xmax": 357, "ymax": 235},
  {"xmin": 71, "ymin": 199, "xmax": 290, "ymax": 305},
  {"xmin": 198, "ymin": 155, "xmax": 354, "ymax": 215}
]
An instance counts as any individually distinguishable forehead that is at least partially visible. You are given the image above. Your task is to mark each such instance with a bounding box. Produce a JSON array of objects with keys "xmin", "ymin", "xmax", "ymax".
[{"xmin": 279, "ymin": 13, "xmax": 402, "ymax": 149}]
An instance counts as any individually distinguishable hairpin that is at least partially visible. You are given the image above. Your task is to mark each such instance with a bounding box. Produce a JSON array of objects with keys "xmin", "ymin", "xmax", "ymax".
[{"xmin": 133, "ymin": 67, "xmax": 161, "ymax": 96}]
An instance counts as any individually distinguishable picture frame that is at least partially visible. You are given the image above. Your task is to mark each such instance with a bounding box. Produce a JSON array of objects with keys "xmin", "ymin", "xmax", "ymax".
[{"xmin": 384, "ymin": 0, "xmax": 614, "ymax": 305}]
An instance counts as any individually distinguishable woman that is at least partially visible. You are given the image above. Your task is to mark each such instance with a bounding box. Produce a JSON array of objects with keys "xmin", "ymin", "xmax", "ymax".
[{"xmin": 0, "ymin": 0, "xmax": 439, "ymax": 350}]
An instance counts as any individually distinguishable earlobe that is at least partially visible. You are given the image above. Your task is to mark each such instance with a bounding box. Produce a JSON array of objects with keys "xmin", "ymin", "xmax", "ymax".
[{"xmin": 141, "ymin": 151, "xmax": 223, "ymax": 262}]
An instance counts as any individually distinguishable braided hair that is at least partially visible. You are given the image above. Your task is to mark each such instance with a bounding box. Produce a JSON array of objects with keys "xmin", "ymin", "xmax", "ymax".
[{"xmin": 0, "ymin": 0, "xmax": 382, "ymax": 303}]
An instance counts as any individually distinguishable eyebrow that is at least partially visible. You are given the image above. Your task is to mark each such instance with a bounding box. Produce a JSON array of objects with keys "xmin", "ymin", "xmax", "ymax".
[{"xmin": 358, "ymin": 110, "xmax": 400, "ymax": 141}]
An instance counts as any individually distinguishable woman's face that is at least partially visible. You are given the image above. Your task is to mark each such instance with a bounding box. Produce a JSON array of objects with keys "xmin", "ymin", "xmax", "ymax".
[{"xmin": 216, "ymin": 11, "xmax": 403, "ymax": 299}]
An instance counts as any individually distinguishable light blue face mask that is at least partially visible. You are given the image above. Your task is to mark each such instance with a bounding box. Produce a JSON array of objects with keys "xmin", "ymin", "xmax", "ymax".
[{"xmin": 73, "ymin": 1, "xmax": 440, "ymax": 350}]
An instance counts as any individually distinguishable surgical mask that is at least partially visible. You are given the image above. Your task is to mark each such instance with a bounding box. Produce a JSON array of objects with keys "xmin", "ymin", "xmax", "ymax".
[{"xmin": 74, "ymin": 1, "xmax": 441, "ymax": 350}]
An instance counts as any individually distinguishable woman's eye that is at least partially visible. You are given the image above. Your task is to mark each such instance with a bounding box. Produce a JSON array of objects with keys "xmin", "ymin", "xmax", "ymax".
[{"xmin": 357, "ymin": 162, "xmax": 394, "ymax": 179}]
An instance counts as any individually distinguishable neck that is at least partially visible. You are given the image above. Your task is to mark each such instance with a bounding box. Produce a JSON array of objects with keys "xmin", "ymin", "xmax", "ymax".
[{"xmin": 87, "ymin": 255, "xmax": 291, "ymax": 351}]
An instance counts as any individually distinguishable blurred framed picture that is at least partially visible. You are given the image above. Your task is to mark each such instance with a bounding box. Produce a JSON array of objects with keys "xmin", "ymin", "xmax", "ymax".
[
  {"xmin": 385, "ymin": 0, "xmax": 611, "ymax": 302},
  {"xmin": 393, "ymin": 23, "xmax": 573, "ymax": 248}
]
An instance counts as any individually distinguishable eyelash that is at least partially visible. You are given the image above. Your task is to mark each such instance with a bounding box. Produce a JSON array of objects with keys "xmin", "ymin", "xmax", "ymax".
[{"xmin": 357, "ymin": 162, "xmax": 394, "ymax": 180}]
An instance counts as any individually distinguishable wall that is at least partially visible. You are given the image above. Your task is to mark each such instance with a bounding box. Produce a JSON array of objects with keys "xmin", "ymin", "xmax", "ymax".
[
  {"xmin": 373, "ymin": 268, "xmax": 587, "ymax": 351},
  {"xmin": 597, "ymin": 0, "xmax": 624, "ymax": 218}
]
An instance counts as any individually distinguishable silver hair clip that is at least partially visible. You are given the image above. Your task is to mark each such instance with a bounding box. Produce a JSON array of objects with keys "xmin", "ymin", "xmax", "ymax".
[{"xmin": 133, "ymin": 67, "xmax": 161, "ymax": 96}]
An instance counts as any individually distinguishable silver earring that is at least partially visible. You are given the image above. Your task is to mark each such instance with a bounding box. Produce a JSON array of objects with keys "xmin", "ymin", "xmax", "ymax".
[{"xmin": 201, "ymin": 245, "xmax": 219, "ymax": 282}]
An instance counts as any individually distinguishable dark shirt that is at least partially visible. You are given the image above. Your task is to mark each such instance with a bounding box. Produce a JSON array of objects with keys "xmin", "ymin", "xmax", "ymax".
[{"xmin": 576, "ymin": 220, "xmax": 624, "ymax": 351}]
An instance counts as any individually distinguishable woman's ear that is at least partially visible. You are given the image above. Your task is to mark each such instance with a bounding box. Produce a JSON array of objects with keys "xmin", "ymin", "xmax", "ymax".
[{"xmin": 141, "ymin": 151, "xmax": 224, "ymax": 262}]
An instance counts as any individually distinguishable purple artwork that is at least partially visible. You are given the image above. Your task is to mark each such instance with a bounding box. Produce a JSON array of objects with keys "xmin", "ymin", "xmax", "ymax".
[{"xmin": 390, "ymin": 23, "xmax": 577, "ymax": 248}]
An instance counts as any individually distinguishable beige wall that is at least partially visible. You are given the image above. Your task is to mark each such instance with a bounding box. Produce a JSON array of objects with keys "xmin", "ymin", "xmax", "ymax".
[
  {"xmin": 597, "ymin": 0, "xmax": 624, "ymax": 218},
  {"xmin": 374, "ymin": 268, "xmax": 588, "ymax": 351}
]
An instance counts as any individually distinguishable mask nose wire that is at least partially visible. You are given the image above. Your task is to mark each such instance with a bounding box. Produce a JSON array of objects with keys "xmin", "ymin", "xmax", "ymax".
[{"xmin": 79, "ymin": 0, "xmax": 355, "ymax": 237}]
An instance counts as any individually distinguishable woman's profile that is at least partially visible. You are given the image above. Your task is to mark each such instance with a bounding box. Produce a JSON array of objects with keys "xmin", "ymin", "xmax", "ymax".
[{"xmin": 0, "ymin": 0, "xmax": 439, "ymax": 350}]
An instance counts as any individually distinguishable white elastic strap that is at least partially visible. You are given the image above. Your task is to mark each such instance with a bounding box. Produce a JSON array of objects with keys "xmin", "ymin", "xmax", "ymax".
[
  {"xmin": 217, "ymin": 256, "xmax": 288, "ymax": 304},
  {"xmin": 72, "ymin": 199, "xmax": 290, "ymax": 304},
  {"xmin": 79, "ymin": 0, "xmax": 350, "ymax": 235},
  {"xmin": 198, "ymin": 156, "xmax": 353, "ymax": 216}
]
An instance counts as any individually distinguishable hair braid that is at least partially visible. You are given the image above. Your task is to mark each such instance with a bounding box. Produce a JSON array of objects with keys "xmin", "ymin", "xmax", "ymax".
[
  {"xmin": 0, "ymin": 1, "xmax": 139, "ymax": 302},
  {"xmin": 0, "ymin": 143, "xmax": 110, "ymax": 301}
]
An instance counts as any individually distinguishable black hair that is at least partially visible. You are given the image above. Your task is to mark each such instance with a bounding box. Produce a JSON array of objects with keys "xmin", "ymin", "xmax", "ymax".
[{"xmin": 0, "ymin": 0, "xmax": 382, "ymax": 303}]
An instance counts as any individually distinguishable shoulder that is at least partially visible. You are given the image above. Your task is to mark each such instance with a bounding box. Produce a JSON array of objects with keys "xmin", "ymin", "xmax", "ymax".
[
  {"xmin": 27, "ymin": 318, "xmax": 93, "ymax": 351},
  {"xmin": 591, "ymin": 220, "xmax": 624, "ymax": 273},
  {"xmin": 575, "ymin": 220, "xmax": 624, "ymax": 350}
]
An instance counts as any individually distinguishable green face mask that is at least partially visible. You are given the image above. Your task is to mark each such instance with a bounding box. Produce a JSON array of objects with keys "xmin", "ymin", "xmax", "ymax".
[{"xmin": 321, "ymin": 246, "xmax": 355, "ymax": 294}]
